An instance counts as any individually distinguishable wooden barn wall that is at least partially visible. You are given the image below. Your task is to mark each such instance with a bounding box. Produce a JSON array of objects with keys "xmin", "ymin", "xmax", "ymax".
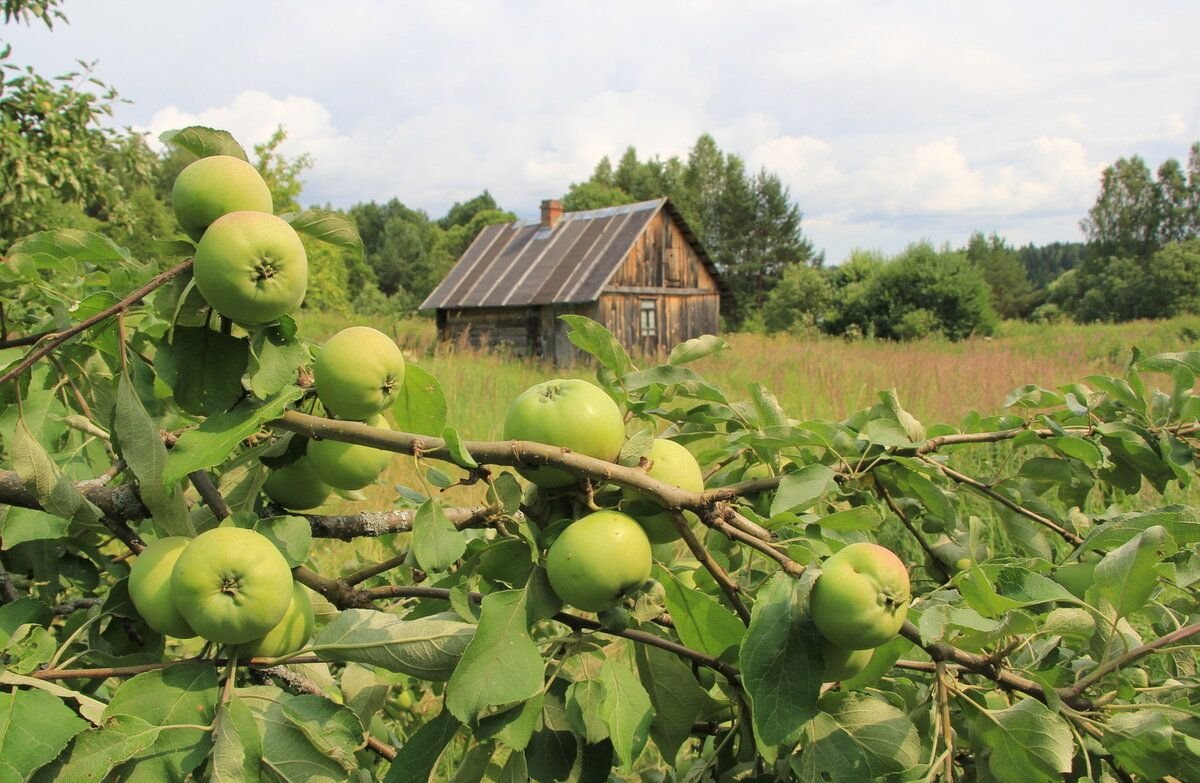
[
  {"xmin": 608, "ymin": 212, "xmax": 718, "ymax": 291},
  {"xmin": 597, "ymin": 291, "xmax": 720, "ymax": 355},
  {"xmin": 439, "ymin": 304, "xmax": 598, "ymax": 363}
]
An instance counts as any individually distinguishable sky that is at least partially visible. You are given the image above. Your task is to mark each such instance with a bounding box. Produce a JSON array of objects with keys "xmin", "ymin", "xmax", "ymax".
[{"xmin": 5, "ymin": 1, "xmax": 1200, "ymax": 263}]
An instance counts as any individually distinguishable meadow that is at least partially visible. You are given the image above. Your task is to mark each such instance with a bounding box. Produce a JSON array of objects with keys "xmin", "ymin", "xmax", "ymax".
[{"xmin": 295, "ymin": 311, "xmax": 1200, "ymax": 574}]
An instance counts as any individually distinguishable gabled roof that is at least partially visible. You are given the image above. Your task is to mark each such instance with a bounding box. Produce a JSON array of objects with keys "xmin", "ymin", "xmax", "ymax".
[{"xmin": 419, "ymin": 197, "xmax": 727, "ymax": 310}]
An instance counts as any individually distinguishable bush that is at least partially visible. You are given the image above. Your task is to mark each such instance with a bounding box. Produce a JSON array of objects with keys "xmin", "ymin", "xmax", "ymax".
[
  {"xmin": 762, "ymin": 263, "xmax": 833, "ymax": 333},
  {"xmin": 827, "ymin": 243, "xmax": 997, "ymax": 341}
]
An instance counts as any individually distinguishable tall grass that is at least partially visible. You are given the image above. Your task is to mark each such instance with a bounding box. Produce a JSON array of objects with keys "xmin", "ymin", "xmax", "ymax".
[
  {"xmin": 298, "ymin": 311, "xmax": 1200, "ymax": 433},
  {"xmin": 295, "ymin": 310, "xmax": 1200, "ymax": 575}
]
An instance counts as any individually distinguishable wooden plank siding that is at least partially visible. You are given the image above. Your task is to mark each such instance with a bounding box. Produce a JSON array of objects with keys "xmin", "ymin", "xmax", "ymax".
[{"xmin": 429, "ymin": 198, "xmax": 726, "ymax": 365}]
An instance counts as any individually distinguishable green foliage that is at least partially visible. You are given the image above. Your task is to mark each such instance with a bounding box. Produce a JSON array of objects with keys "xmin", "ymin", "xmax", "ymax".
[
  {"xmin": 762, "ymin": 262, "xmax": 833, "ymax": 333},
  {"xmin": 1081, "ymin": 141, "xmax": 1200, "ymax": 260},
  {"xmin": 1066, "ymin": 238, "xmax": 1200, "ymax": 322},
  {"xmin": 0, "ymin": 48, "xmax": 141, "ymax": 244},
  {"xmin": 965, "ymin": 232, "xmax": 1035, "ymax": 320},
  {"xmin": 6, "ymin": 127, "xmax": 1200, "ymax": 783}
]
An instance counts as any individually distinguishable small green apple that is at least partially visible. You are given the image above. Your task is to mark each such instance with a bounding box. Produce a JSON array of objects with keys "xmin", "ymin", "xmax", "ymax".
[
  {"xmin": 545, "ymin": 510, "xmax": 652, "ymax": 613},
  {"xmin": 622, "ymin": 438, "xmax": 705, "ymax": 543},
  {"xmin": 239, "ymin": 581, "xmax": 314, "ymax": 659},
  {"xmin": 810, "ymin": 542, "xmax": 910, "ymax": 650},
  {"xmin": 821, "ymin": 640, "xmax": 873, "ymax": 682},
  {"xmin": 172, "ymin": 155, "xmax": 273, "ymax": 242},
  {"xmin": 193, "ymin": 210, "xmax": 307, "ymax": 325},
  {"xmin": 503, "ymin": 379, "xmax": 626, "ymax": 488},
  {"xmin": 314, "ymin": 326, "xmax": 406, "ymax": 420},
  {"xmin": 306, "ymin": 413, "xmax": 393, "ymax": 490},
  {"xmin": 170, "ymin": 527, "xmax": 294, "ymax": 645},
  {"xmin": 262, "ymin": 457, "xmax": 331, "ymax": 510},
  {"xmin": 128, "ymin": 536, "xmax": 197, "ymax": 639}
]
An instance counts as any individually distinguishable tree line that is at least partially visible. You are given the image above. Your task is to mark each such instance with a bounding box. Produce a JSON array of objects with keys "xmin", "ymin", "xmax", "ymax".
[{"xmin": 3, "ymin": 1, "xmax": 1198, "ymax": 340}]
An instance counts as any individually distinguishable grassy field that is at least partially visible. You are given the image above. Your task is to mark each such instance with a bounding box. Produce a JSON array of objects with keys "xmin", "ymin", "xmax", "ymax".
[
  {"xmin": 295, "ymin": 311, "xmax": 1200, "ymax": 573},
  {"xmin": 299, "ymin": 311, "xmax": 1200, "ymax": 435}
]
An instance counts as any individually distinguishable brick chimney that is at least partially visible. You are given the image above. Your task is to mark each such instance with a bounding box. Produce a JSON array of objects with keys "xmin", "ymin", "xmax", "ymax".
[{"xmin": 540, "ymin": 199, "xmax": 563, "ymax": 229}]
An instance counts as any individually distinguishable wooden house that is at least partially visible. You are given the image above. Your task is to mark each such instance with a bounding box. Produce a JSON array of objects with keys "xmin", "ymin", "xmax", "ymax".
[{"xmin": 420, "ymin": 198, "xmax": 730, "ymax": 363}]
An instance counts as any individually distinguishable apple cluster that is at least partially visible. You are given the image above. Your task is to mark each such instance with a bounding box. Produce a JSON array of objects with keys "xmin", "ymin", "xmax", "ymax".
[
  {"xmin": 173, "ymin": 155, "xmax": 309, "ymax": 326},
  {"xmin": 168, "ymin": 155, "xmax": 408, "ymax": 508},
  {"xmin": 127, "ymin": 527, "xmax": 314, "ymax": 658},
  {"xmin": 502, "ymin": 377, "xmax": 912, "ymax": 682}
]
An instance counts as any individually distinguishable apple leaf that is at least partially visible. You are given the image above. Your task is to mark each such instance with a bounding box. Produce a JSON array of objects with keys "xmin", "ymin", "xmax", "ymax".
[
  {"xmin": 442, "ymin": 426, "xmax": 478, "ymax": 468},
  {"xmin": 114, "ymin": 370, "xmax": 193, "ymax": 537},
  {"xmin": 634, "ymin": 637, "xmax": 707, "ymax": 763},
  {"xmin": 413, "ymin": 499, "xmax": 466, "ymax": 573},
  {"xmin": 33, "ymin": 716, "xmax": 164, "ymax": 782},
  {"xmin": 791, "ymin": 692, "xmax": 921, "ymax": 780},
  {"xmin": 598, "ymin": 653, "xmax": 653, "ymax": 769},
  {"xmin": 247, "ymin": 322, "xmax": 309, "ymax": 399},
  {"xmin": 11, "ymin": 416, "xmax": 103, "ymax": 529},
  {"xmin": 392, "ymin": 363, "xmax": 447, "ymax": 437},
  {"xmin": 381, "ymin": 708, "xmax": 460, "ymax": 783},
  {"xmin": 770, "ymin": 464, "xmax": 836, "ymax": 517},
  {"xmin": 155, "ymin": 325, "xmax": 250, "ymax": 417},
  {"xmin": 446, "ymin": 590, "xmax": 544, "ymax": 724},
  {"xmin": 657, "ymin": 565, "xmax": 744, "ymax": 658},
  {"xmin": 310, "ymin": 609, "xmax": 475, "ymax": 681},
  {"xmin": 160, "ymin": 125, "xmax": 249, "ymax": 160},
  {"xmin": 1095, "ymin": 524, "xmax": 1174, "ymax": 618},
  {"xmin": 668, "ymin": 334, "xmax": 728, "ymax": 365},
  {"xmin": 283, "ymin": 209, "xmax": 364, "ymax": 260},
  {"xmin": 164, "ymin": 386, "xmax": 303, "ymax": 485},
  {"xmin": 0, "ymin": 689, "xmax": 87, "ymax": 781},
  {"xmin": 210, "ymin": 696, "xmax": 262, "ymax": 783},
  {"xmin": 239, "ymin": 687, "xmax": 363, "ymax": 780},
  {"xmin": 739, "ymin": 572, "xmax": 823, "ymax": 751},
  {"xmin": 560, "ymin": 315, "xmax": 634, "ymax": 379},
  {"xmin": 971, "ymin": 699, "xmax": 1074, "ymax": 783}
]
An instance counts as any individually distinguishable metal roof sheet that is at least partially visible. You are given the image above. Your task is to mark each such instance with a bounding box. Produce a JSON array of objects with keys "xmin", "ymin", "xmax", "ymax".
[{"xmin": 421, "ymin": 197, "xmax": 727, "ymax": 310}]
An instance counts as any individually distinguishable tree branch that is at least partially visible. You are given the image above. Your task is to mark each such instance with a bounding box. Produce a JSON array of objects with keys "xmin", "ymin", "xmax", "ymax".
[
  {"xmin": 919, "ymin": 456, "xmax": 1084, "ymax": 545},
  {"xmin": 364, "ymin": 584, "xmax": 743, "ymax": 684},
  {"xmin": 0, "ymin": 258, "xmax": 194, "ymax": 388},
  {"xmin": 1067, "ymin": 620, "xmax": 1200, "ymax": 697},
  {"xmin": 900, "ymin": 621, "xmax": 1093, "ymax": 711},
  {"xmin": 670, "ymin": 510, "xmax": 751, "ymax": 624}
]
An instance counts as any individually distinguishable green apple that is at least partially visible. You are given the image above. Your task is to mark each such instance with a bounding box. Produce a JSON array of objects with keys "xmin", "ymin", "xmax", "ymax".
[
  {"xmin": 622, "ymin": 438, "xmax": 705, "ymax": 543},
  {"xmin": 172, "ymin": 155, "xmax": 273, "ymax": 242},
  {"xmin": 193, "ymin": 210, "xmax": 308, "ymax": 325},
  {"xmin": 810, "ymin": 542, "xmax": 911, "ymax": 650},
  {"xmin": 821, "ymin": 640, "xmax": 873, "ymax": 682},
  {"xmin": 170, "ymin": 527, "xmax": 294, "ymax": 645},
  {"xmin": 239, "ymin": 581, "xmax": 314, "ymax": 659},
  {"xmin": 262, "ymin": 457, "xmax": 331, "ymax": 510},
  {"xmin": 503, "ymin": 379, "xmax": 625, "ymax": 488},
  {"xmin": 128, "ymin": 536, "xmax": 197, "ymax": 639},
  {"xmin": 306, "ymin": 413, "xmax": 393, "ymax": 490},
  {"xmin": 545, "ymin": 510, "xmax": 652, "ymax": 612},
  {"xmin": 314, "ymin": 326, "xmax": 406, "ymax": 420}
]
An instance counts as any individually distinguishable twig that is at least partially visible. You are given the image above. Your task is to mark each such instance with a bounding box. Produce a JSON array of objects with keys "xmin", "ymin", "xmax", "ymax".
[
  {"xmin": 670, "ymin": 510, "xmax": 751, "ymax": 624},
  {"xmin": 188, "ymin": 470, "xmax": 231, "ymax": 521},
  {"xmin": 0, "ymin": 556, "xmax": 20, "ymax": 603},
  {"xmin": 877, "ymin": 481, "xmax": 950, "ymax": 582},
  {"xmin": 900, "ymin": 621, "xmax": 1092, "ymax": 711},
  {"xmin": 32, "ymin": 655, "xmax": 325, "ymax": 681},
  {"xmin": 1067, "ymin": 620, "xmax": 1200, "ymax": 697},
  {"xmin": 52, "ymin": 598, "xmax": 102, "ymax": 615},
  {"xmin": 363, "ymin": 584, "xmax": 743, "ymax": 685},
  {"xmin": 708, "ymin": 506, "xmax": 806, "ymax": 577},
  {"xmin": 0, "ymin": 258, "xmax": 194, "ymax": 388},
  {"xmin": 919, "ymin": 456, "xmax": 1083, "ymax": 545},
  {"xmin": 344, "ymin": 553, "xmax": 411, "ymax": 586}
]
